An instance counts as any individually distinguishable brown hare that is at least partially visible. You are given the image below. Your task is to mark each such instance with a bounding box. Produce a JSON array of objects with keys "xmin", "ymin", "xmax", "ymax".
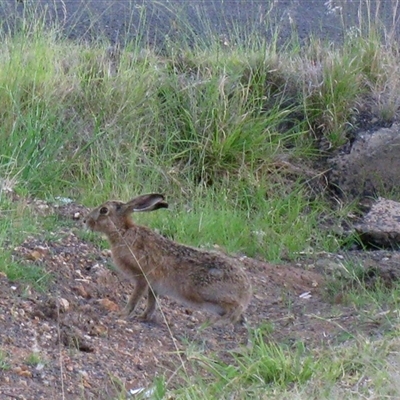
[{"xmin": 84, "ymin": 194, "xmax": 252, "ymax": 325}]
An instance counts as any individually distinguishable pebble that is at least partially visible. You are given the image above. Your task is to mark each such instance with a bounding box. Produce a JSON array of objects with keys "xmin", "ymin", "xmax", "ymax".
[{"xmin": 58, "ymin": 298, "xmax": 70, "ymax": 312}]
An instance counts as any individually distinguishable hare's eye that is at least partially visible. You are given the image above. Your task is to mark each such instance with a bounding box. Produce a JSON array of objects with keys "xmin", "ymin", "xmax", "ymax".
[{"xmin": 99, "ymin": 207, "xmax": 108, "ymax": 215}]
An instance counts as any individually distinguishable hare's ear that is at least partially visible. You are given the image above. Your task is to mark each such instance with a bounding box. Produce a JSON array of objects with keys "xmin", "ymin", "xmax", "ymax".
[{"xmin": 120, "ymin": 194, "xmax": 168, "ymax": 214}]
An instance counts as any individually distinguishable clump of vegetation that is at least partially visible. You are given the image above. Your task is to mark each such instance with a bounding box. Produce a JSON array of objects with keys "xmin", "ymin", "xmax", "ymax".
[
  {"xmin": 24, "ymin": 351, "xmax": 46, "ymax": 367},
  {"xmin": 156, "ymin": 327, "xmax": 396, "ymax": 399},
  {"xmin": 0, "ymin": 3, "xmax": 373, "ymax": 261},
  {"xmin": 0, "ymin": 349, "xmax": 10, "ymax": 371}
]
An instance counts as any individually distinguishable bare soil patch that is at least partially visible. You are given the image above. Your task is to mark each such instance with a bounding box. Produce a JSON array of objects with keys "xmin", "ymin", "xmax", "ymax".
[{"xmin": 0, "ymin": 202, "xmax": 399, "ymax": 399}]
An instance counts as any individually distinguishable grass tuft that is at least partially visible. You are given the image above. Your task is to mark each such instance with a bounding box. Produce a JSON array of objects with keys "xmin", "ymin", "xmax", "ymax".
[{"xmin": 0, "ymin": 349, "xmax": 11, "ymax": 371}]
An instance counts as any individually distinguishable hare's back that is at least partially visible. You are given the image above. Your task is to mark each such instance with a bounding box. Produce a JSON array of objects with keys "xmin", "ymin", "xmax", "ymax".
[{"xmin": 176, "ymin": 253, "xmax": 251, "ymax": 293}]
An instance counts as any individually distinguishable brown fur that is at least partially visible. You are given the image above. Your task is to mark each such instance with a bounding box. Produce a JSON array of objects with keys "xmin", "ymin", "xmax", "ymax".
[{"xmin": 84, "ymin": 194, "xmax": 252, "ymax": 324}]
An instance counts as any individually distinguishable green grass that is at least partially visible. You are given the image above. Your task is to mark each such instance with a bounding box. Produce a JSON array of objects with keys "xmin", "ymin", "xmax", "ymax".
[
  {"xmin": 157, "ymin": 327, "xmax": 398, "ymax": 399},
  {"xmin": 0, "ymin": 260, "xmax": 51, "ymax": 292},
  {"xmin": 1, "ymin": 1, "xmax": 400, "ymax": 399},
  {"xmin": 323, "ymin": 259, "xmax": 400, "ymax": 338},
  {"xmin": 0, "ymin": 197, "xmax": 52, "ymax": 291},
  {"xmin": 24, "ymin": 352, "xmax": 46, "ymax": 367},
  {"xmin": 0, "ymin": 349, "xmax": 10, "ymax": 371},
  {"xmin": 0, "ymin": 10, "xmax": 391, "ymax": 255},
  {"xmin": 134, "ymin": 185, "xmax": 344, "ymax": 261}
]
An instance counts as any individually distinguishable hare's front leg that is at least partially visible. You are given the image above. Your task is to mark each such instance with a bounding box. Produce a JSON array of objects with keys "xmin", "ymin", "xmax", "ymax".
[
  {"xmin": 139, "ymin": 287, "xmax": 157, "ymax": 321},
  {"xmin": 121, "ymin": 276, "xmax": 148, "ymax": 317}
]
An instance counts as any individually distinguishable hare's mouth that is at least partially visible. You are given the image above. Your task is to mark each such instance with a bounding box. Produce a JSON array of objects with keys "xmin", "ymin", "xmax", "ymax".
[{"xmin": 84, "ymin": 219, "xmax": 95, "ymax": 230}]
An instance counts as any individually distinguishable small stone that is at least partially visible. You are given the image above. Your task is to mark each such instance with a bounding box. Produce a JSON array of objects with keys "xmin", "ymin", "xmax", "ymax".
[
  {"xmin": 58, "ymin": 298, "xmax": 70, "ymax": 312},
  {"xmin": 27, "ymin": 249, "xmax": 46, "ymax": 261},
  {"xmin": 101, "ymin": 249, "xmax": 112, "ymax": 257},
  {"xmin": 13, "ymin": 366, "xmax": 32, "ymax": 378},
  {"xmin": 98, "ymin": 298, "xmax": 119, "ymax": 312},
  {"xmin": 72, "ymin": 284, "xmax": 90, "ymax": 299},
  {"xmin": 78, "ymin": 370, "xmax": 89, "ymax": 378},
  {"xmin": 36, "ymin": 363, "xmax": 45, "ymax": 371},
  {"xmin": 315, "ymin": 258, "xmax": 342, "ymax": 272},
  {"xmin": 66, "ymin": 364, "xmax": 74, "ymax": 372},
  {"xmin": 89, "ymin": 324, "xmax": 108, "ymax": 337},
  {"xmin": 26, "ymin": 246, "xmax": 47, "ymax": 261}
]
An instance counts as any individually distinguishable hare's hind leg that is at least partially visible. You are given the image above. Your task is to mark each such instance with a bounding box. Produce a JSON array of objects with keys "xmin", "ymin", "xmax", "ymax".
[
  {"xmin": 220, "ymin": 305, "xmax": 250, "ymax": 339},
  {"xmin": 121, "ymin": 276, "xmax": 148, "ymax": 317},
  {"xmin": 219, "ymin": 303, "xmax": 247, "ymax": 326}
]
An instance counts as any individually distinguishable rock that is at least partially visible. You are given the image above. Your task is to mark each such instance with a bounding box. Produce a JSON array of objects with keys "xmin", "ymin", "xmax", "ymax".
[
  {"xmin": 98, "ymin": 298, "xmax": 119, "ymax": 312},
  {"xmin": 60, "ymin": 325, "xmax": 94, "ymax": 353},
  {"xmin": 89, "ymin": 323, "xmax": 108, "ymax": 337},
  {"xmin": 53, "ymin": 201, "xmax": 89, "ymax": 220},
  {"xmin": 34, "ymin": 200, "xmax": 52, "ymax": 216},
  {"xmin": 13, "ymin": 366, "xmax": 32, "ymax": 378},
  {"xmin": 355, "ymin": 197, "xmax": 400, "ymax": 247},
  {"xmin": 314, "ymin": 257, "xmax": 344, "ymax": 274},
  {"xmin": 72, "ymin": 284, "xmax": 91, "ymax": 299},
  {"xmin": 27, "ymin": 247, "xmax": 47, "ymax": 261},
  {"xmin": 58, "ymin": 298, "xmax": 70, "ymax": 312},
  {"xmin": 329, "ymin": 124, "xmax": 400, "ymax": 198}
]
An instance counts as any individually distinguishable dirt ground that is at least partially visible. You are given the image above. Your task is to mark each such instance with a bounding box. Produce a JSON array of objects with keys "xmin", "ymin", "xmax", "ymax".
[
  {"xmin": 1, "ymin": 201, "xmax": 400, "ymax": 399},
  {"xmin": 2, "ymin": 0, "xmax": 398, "ymax": 46}
]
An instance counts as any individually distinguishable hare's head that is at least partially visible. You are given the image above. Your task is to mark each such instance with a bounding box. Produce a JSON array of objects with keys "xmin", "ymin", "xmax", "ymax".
[{"xmin": 84, "ymin": 194, "xmax": 168, "ymax": 234}]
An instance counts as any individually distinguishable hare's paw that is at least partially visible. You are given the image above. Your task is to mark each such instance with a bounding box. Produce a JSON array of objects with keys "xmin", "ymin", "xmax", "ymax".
[
  {"xmin": 119, "ymin": 306, "xmax": 134, "ymax": 318},
  {"xmin": 137, "ymin": 310, "xmax": 156, "ymax": 323}
]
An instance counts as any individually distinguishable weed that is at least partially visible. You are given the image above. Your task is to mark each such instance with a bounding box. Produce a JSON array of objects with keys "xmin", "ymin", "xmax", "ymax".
[
  {"xmin": 25, "ymin": 352, "xmax": 45, "ymax": 367},
  {"xmin": 0, "ymin": 349, "xmax": 10, "ymax": 371},
  {"xmin": 168, "ymin": 330, "xmax": 399, "ymax": 399},
  {"xmin": 0, "ymin": 260, "xmax": 51, "ymax": 292}
]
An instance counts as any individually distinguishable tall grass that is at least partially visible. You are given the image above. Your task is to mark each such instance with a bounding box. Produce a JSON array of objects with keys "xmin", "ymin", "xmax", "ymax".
[
  {"xmin": 152, "ymin": 327, "xmax": 398, "ymax": 399},
  {"xmin": 0, "ymin": 1, "xmax": 399, "ymax": 261}
]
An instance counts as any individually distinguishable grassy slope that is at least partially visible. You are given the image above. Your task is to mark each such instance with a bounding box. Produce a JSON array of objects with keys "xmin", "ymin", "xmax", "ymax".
[{"xmin": 1, "ymin": 1, "xmax": 400, "ymax": 398}]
